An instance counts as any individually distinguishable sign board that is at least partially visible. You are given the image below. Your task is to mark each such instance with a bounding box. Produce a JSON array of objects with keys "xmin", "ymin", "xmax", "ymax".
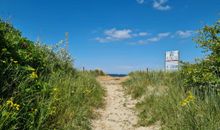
[{"xmin": 165, "ymin": 50, "xmax": 179, "ymax": 71}]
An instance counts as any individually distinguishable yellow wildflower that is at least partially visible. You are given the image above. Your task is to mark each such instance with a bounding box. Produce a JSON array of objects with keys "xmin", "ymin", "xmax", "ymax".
[
  {"xmin": 6, "ymin": 99, "xmax": 14, "ymax": 107},
  {"xmin": 13, "ymin": 104, "xmax": 20, "ymax": 111},
  {"xmin": 6, "ymin": 98, "xmax": 20, "ymax": 110},
  {"xmin": 187, "ymin": 91, "xmax": 195, "ymax": 100},
  {"xmin": 30, "ymin": 72, "xmax": 38, "ymax": 79},
  {"xmin": 180, "ymin": 99, "xmax": 188, "ymax": 106},
  {"xmin": 180, "ymin": 91, "xmax": 195, "ymax": 107}
]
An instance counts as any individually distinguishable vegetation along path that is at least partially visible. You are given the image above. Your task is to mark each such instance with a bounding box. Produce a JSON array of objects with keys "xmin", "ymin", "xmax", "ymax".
[{"xmin": 92, "ymin": 76, "xmax": 160, "ymax": 130}]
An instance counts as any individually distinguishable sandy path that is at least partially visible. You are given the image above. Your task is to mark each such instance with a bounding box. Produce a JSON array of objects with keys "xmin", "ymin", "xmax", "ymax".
[{"xmin": 92, "ymin": 76, "xmax": 160, "ymax": 130}]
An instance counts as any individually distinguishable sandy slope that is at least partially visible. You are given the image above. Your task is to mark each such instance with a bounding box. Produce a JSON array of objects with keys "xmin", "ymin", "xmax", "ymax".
[{"xmin": 92, "ymin": 76, "xmax": 160, "ymax": 130}]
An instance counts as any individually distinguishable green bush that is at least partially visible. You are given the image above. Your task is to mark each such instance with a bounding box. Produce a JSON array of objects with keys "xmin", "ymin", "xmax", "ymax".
[
  {"xmin": 181, "ymin": 20, "xmax": 220, "ymax": 96},
  {"xmin": 0, "ymin": 19, "xmax": 104, "ymax": 129}
]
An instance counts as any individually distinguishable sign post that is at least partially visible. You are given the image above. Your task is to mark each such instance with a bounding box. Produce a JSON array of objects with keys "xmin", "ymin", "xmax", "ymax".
[{"xmin": 165, "ymin": 50, "xmax": 180, "ymax": 71}]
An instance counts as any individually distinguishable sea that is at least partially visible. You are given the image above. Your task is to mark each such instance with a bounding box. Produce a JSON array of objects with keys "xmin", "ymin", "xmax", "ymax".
[{"xmin": 108, "ymin": 74, "xmax": 128, "ymax": 77}]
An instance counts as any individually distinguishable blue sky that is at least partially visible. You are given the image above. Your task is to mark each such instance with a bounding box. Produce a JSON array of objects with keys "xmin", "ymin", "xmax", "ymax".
[{"xmin": 1, "ymin": 0, "xmax": 220, "ymax": 74}]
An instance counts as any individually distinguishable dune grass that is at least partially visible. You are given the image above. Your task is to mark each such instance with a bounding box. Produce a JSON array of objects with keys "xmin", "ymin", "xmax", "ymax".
[{"xmin": 123, "ymin": 71, "xmax": 220, "ymax": 130}]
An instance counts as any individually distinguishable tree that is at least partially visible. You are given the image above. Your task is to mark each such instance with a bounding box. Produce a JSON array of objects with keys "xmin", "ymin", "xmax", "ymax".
[{"xmin": 182, "ymin": 19, "xmax": 220, "ymax": 96}]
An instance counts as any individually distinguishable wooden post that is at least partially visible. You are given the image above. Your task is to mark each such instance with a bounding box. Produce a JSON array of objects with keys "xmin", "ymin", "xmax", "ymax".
[{"xmin": 65, "ymin": 32, "xmax": 69, "ymax": 51}]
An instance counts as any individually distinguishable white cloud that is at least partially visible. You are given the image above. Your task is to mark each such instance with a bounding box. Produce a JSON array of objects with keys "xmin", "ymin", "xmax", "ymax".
[
  {"xmin": 176, "ymin": 30, "xmax": 194, "ymax": 38},
  {"xmin": 135, "ymin": 40, "xmax": 146, "ymax": 45},
  {"xmin": 105, "ymin": 28, "xmax": 132, "ymax": 39},
  {"xmin": 96, "ymin": 28, "xmax": 148, "ymax": 43},
  {"xmin": 147, "ymin": 37, "xmax": 160, "ymax": 42},
  {"xmin": 96, "ymin": 28, "xmax": 132, "ymax": 43},
  {"xmin": 147, "ymin": 32, "xmax": 170, "ymax": 42},
  {"xmin": 96, "ymin": 28, "xmax": 194, "ymax": 44},
  {"xmin": 153, "ymin": 0, "xmax": 171, "ymax": 11},
  {"xmin": 132, "ymin": 30, "xmax": 195, "ymax": 45},
  {"xmin": 138, "ymin": 32, "xmax": 148, "ymax": 36},
  {"xmin": 132, "ymin": 32, "xmax": 148, "ymax": 37},
  {"xmin": 136, "ymin": 0, "xmax": 145, "ymax": 4},
  {"xmin": 133, "ymin": 32, "xmax": 170, "ymax": 45},
  {"xmin": 95, "ymin": 37, "xmax": 112, "ymax": 43}
]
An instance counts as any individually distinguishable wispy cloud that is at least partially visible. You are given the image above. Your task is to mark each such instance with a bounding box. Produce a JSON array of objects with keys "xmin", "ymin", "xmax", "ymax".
[
  {"xmin": 96, "ymin": 28, "xmax": 132, "ymax": 43},
  {"xmin": 134, "ymin": 32, "xmax": 170, "ymax": 45},
  {"xmin": 96, "ymin": 28, "xmax": 194, "ymax": 44},
  {"xmin": 96, "ymin": 28, "xmax": 148, "ymax": 43},
  {"xmin": 133, "ymin": 32, "xmax": 148, "ymax": 37},
  {"xmin": 138, "ymin": 32, "xmax": 148, "ymax": 36},
  {"xmin": 176, "ymin": 30, "xmax": 194, "ymax": 38},
  {"xmin": 153, "ymin": 0, "xmax": 171, "ymax": 11},
  {"xmin": 147, "ymin": 32, "xmax": 170, "ymax": 42},
  {"xmin": 136, "ymin": 0, "xmax": 145, "ymax": 4}
]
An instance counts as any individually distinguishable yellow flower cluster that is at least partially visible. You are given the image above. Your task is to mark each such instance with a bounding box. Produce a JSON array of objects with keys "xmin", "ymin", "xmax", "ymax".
[
  {"xmin": 180, "ymin": 91, "xmax": 195, "ymax": 107},
  {"xmin": 6, "ymin": 99, "xmax": 20, "ymax": 111},
  {"xmin": 30, "ymin": 71, "xmax": 38, "ymax": 79}
]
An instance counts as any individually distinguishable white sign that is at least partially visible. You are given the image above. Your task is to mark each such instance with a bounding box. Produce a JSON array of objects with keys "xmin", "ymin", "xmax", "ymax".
[{"xmin": 165, "ymin": 50, "xmax": 179, "ymax": 71}]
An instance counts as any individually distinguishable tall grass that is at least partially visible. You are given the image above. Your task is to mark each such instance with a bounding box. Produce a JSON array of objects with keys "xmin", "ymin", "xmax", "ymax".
[
  {"xmin": 0, "ymin": 20, "xmax": 104, "ymax": 129},
  {"xmin": 123, "ymin": 71, "xmax": 220, "ymax": 130},
  {"xmin": 45, "ymin": 70, "xmax": 105, "ymax": 129}
]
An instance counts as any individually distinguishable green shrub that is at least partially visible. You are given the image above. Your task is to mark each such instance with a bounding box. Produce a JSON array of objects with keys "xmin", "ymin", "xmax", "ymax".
[
  {"xmin": 181, "ymin": 20, "xmax": 220, "ymax": 96},
  {"xmin": 0, "ymin": 19, "xmax": 104, "ymax": 130}
]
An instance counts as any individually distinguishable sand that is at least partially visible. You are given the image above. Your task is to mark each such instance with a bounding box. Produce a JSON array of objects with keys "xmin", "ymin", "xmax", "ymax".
[{"xmin": 92, "ymin": 76, "xmax": 160, "ymax": 130}]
